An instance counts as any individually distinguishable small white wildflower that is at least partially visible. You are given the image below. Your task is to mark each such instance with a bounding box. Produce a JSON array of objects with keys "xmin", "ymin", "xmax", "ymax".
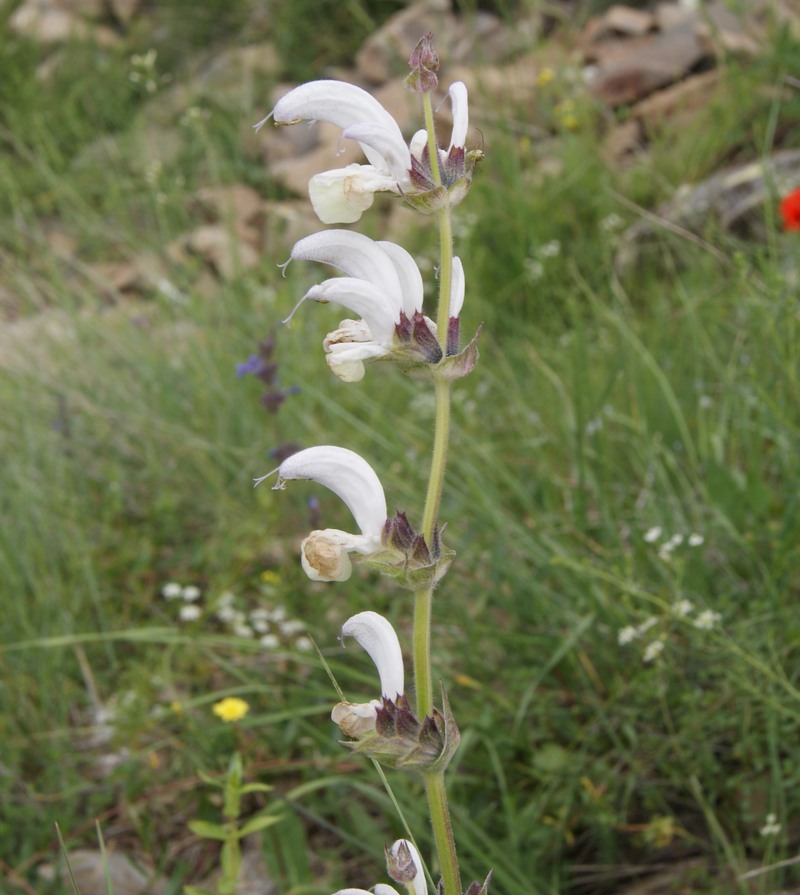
[
  {"xmin": 688, "ymin": 533, "xmax": 704, "ymax": 547},
  {"xmin": 251, "ymin": 617, "xmax": 270, "ymax": 634},
  {"xmin": 637, "ymin": 616, "xmax": 658, "ymax": 635},
  {"xmin": 217, "ymin": 591, "xmax": 235, "ymax": 608},
  {"xmin": 667, "ymin": 533, "xmax": 684, "ymax": 549},
  {"xmin": 233, "ymin": 623, "xmax": 254, "ymax": 639},
  {"xmin": 280, "ymin": 619, "xmax": 305, "ymax": 636},
  {"xmin": 585, "ymin": 416, "xmax": 602, "ymax": 436},
  {"xmin": 216, "ymin": 605, "xmax": 237, "ymax": 623},
  {"xmin": 179, "ymin": 604, "xmax": 202, "ymax": 622},
  {"xmin": 538, "ymin": 240, "xmax": 561, "ymax": 259},
  {"xmin": 295, "ymin": 636, "xmax": 314, "ymax": 653},
  {"xmin": 643, "ymin": 639, "xmax": 664, "ymax": 663},
  {"xmin": 658, "ymin": 543, "xmax": 674, "ymax": 561},
  {"xmin": 259, "ymin": 633, "xmax": 280, "ymax": 649},
  {"xmin": 672, "ymin": 599, "xmax": 694, "ymax": 617},
  {"xmin": 694, "ymin": 610, "xmax": 721, "ymax": 630},
  {"xmin": 643, "ymin": 526, "xmax": 662, "ymax": 543},
  {"xmin": 617, "ymin": 626, "xmax": 638, "ymax": 645},
  {"xmin": 760, "ymin": 813, "xmax": 781, "ymax": 837},
  {"xmin": 699, "ymin": 395, "xmax": 713, "ymax": 409},
  {"xmin": 162, "ymin": 582, "xmax": 182, "ymax": 599},
  {"xmin": 181, "ymin": 585, "xmax": 201, "ymax": 602},
  {"xmin": 249, "ymin": 607, "xmax": 269, "ymax": 621},
  {"xmin": 524, "ymin": 258, "xmax": 544, "ymax": 282},
  {"xmin": 267, "ymin": 606, "xmax": 287, "ymax": 623},
  {"xmin": 600, "ymin": 213, "xmax": 624, "ymax": 232}
]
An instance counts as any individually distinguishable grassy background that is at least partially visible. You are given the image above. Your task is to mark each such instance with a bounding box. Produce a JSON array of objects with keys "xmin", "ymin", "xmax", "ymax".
[{"xmin": 1, "ymin": 1, "xmax": 800, "ymax": 893}]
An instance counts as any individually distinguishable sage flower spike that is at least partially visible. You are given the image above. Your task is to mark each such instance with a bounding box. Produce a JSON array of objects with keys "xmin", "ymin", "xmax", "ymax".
[
  {"xmin": 286, "ymin": 231, "xmax": 450, "ymax": 382},
  {"xmin": 257, "ymin": 78, "xmax": 472, "ymax": 223},
  {"xmin": 332, "ymin": 611, "xmax": 404, "ymax": 738},
  {"xmin": 267, "ymin": 446, "xmax": 388, "ymax": 582}
]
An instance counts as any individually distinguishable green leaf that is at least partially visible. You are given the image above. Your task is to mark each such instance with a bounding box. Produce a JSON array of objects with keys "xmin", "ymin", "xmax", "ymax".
[
  {"xmin": 188, "ymin": 820, "xmax": 229, "ymax": 841},
  {"xmin": 184, "ymin": 886, "xmax": 218, "ymax": 895},
  {"xmin": 237, "ymin": 813, "xmax": 284, "ymax": 837},
  {"xmin": 239, "ymin": 782, "xmax": 273, "ymax": 794}
]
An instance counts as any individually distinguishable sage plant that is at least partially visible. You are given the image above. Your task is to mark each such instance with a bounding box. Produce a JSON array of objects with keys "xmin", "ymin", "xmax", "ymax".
[{"xmin": 257, "ymin": 35, "xmax": 486, "ymax": 895}]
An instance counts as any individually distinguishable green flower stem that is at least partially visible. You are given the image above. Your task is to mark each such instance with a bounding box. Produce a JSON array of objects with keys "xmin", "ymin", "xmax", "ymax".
[
  {"xmin": 411, "ymin": 90, "xmax": 461, "ymax": 895},
  {"xmin": 425, "ymin": 771, "xmax": 462, "ymax": 895},
  {"xmin": 413, "ymin": 587, "xmax": 433, "ymax": 720},
  {"xmin": 435, "ymin": 208, "xmax": 454, "ymax": 345},
  {"xmin": 421, "ymin": 375, "xmax": 451, "ymax": 543},
  {"xmin": 423, "ymin": 92, "xmax": 442, "ymax": 188}
]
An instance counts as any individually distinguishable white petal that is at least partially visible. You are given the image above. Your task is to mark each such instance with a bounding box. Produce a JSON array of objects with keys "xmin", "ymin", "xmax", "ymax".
[
  {"xmin": 271, "ymin": 80, "xmax": 406, "ymax": 170},
  {"xmin": 389, "ymin": 840, "xmax": 426, "ymax": 895},
  {"xmin": 377, "ymin": 241, "xmax": 425, "ymax": 316},
  {"xmin": 326, "ymin": 355, "xmax": 366, "ymax": 382},
  {"xmin": 331, "ymin": 700, "xmax": 380, "ymax": 736},
  {"xmin": 323, "ymin": 318, "xmax": 374, "ymax": 349},
  {"xmin": 409, "ymin": 129, "xmax": 428, "ymax": 164},
  {"xmin": 306, "ymin": 279, "xmax": 401, "ymax": 343},
  {"xmin": 341, "ymin": 611, "xmax": 404, "ymax": 700},
  {"xmin": 447, "ymin": 81, "xmax": 469, "ymax": 151},
  {"xmin": 292, "ymin": 231, "xmax": 403, "ymax": 306},
  {"xmin": 308, "ymin": 167, "xmax": 376, "ymax": 224},
  {"xmin": 325, "ymin": 340, "xmax": 390, "ymax": 362},
  {"xmin": 300, "ymin": 529, "xmax": 373, "ymax": 582},
  {"xmin": 308, "ymin": 165, "xmax": 399, "ymax": 225},
  {"xmin": 342, "ymin": 122, "xmax": 411, "ymax": 181},
  {"xmin": 332, "ymin": 889, "xmax": 400, "ymax": 895},
  {"xmin": 276, "ymin": 446, "xmax": 387, "ymax": 540},
  {"xmin": 449, "ymin": 256, "xmax": 465, "ymax": 318}
]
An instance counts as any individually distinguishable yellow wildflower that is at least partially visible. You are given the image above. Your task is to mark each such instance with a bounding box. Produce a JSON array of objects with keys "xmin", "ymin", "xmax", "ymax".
[
  {"xmin": 212, "ymin": 697, "xmax": 250, "ymax": 723},
  {"xmin": 537, "ymin": 67, "xmax": 555, "ymax": 87}
]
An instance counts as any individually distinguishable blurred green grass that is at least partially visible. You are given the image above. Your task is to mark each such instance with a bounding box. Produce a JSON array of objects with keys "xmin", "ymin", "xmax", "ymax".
[{"xmin": 1, "ymin": 1, "xmax": 800, "ymax": 893}]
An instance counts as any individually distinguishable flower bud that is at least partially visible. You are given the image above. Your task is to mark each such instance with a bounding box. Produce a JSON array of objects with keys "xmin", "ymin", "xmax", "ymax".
[{"xmin": 405, "ymin": 33, "xmax": 439, "ymax": 93}]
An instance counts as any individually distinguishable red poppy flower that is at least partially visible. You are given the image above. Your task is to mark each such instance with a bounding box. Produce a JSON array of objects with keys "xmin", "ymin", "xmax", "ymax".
[{"xmin": 780, "ymin": 187, "xmax": 800, "ymax": 231}]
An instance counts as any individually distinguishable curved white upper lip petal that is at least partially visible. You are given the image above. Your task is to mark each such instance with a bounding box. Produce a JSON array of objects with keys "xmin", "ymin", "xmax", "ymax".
[
  {"xmin": 341, "ymin": 611, "xmax": 405, "ymax": 701},
  {"xmin": 275, "ymin": 446, "xmax": 387, "ymax": 540},
  {"xmin": 342, "ymin": 122, "xmax": 412, "ymax": 181},
  {"xmin": 291, "ymin": 230, "xmax": 404, "ymax": 306},
  {"xmin": 446, "ymin": 81, "xmax": 469, "ymax": 151},
  {"xmin": 306, "ymin": 279, "xmax": 402, "ymax": 343},
  {"xmin": 270, "ymin": 80, "xmax": 407, "ymax": 171},
  {"xmin": 449, "ymin": 256, "xmax": 465, "ymax": 318},
  {"xmin": 376, "ymin": 240, "xmax": 425, "ymax": 316}
]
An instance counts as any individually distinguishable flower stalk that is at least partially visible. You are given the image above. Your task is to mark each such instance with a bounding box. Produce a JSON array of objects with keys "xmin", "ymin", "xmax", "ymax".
[{"xmin": 260, "ymin": 32, "xmax": 482, "ymax": 895}]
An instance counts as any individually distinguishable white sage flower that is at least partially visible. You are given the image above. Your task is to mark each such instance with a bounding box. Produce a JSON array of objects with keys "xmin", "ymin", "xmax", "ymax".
[
  {"xmin": 259, "ymin": 446, "xmax": 387, "ymax": 582},
  {"xmin": 257, "ymin": 79, "xmax": 472, "ymax": 223},
  {"xmin": 285, "ymin": 230, "xmax": 465, "ymax": 381},
  {"xmin": 331, "ymin": 611, "xmax": 404, "ymax": 738}
]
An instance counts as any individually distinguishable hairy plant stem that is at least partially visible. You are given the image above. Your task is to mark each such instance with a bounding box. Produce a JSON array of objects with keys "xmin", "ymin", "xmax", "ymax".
[
  {"xmin": 423, "ymin": 93, "xmax": 442, "ymax": 189},
  {"xmin": 412, "ymin": 96, "xmax": 461, "ymax": 895},
  {"xmin": 425, "ymin": 771, "xmax": 461, "ymax": 895}
]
